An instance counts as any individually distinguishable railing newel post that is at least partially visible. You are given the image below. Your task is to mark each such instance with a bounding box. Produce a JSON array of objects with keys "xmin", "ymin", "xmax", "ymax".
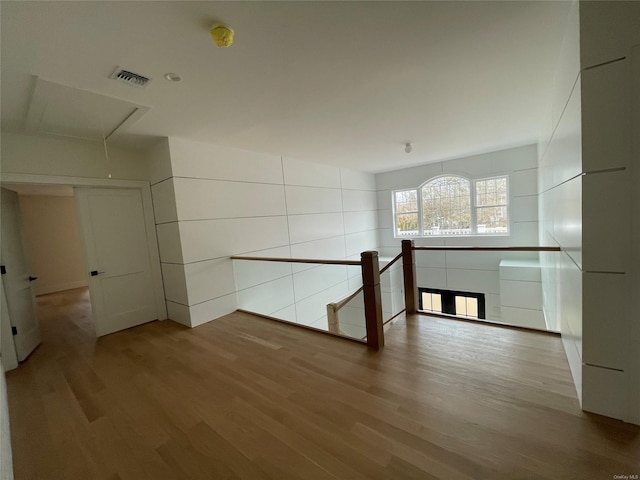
[
  {"xmin": 327, "ymin": 303, "xmax": 340, "ymax": 334},
  {"xmin": 402, "ymin": 240, "xmax": 418, "ymax": 315},
  {"xmin": 361, "ymin": 251, "xmax": 384, "ymax": 350}
]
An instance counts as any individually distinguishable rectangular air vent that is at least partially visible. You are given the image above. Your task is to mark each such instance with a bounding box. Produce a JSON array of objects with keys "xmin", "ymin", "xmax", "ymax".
[{"xmin": 109, "ymin": 67, "xmax": 151, "ymax": 88}]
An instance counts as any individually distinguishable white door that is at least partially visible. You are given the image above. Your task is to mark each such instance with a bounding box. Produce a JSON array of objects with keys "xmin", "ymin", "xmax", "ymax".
[
  {"xmin": 0, "ymin": 188, "xmax": 41, "ymax": 361},
  {"xmin": 75, "ymin": 188, "xmax": 158, "ymax": 336}
]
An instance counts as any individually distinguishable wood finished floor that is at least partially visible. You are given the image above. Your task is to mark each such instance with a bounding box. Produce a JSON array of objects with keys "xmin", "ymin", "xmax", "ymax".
[{"xmin": 6, "ymin": 287, "xmax": 640, "ymax": 480}]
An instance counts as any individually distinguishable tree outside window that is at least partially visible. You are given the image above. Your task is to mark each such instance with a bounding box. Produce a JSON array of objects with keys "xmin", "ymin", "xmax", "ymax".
[
  {"xmin": 475, "ymin": 177, "xmax": 508, "ymax": 234},
  {"xmin": 394, "ymin": 189, "xmax": 419, "ymax": 235},
  {"xmin": 393, "ymin": 175, "xmax": 508, "ymax": 237},
  {"xmin": 422, "ymin": 176, "xmax": 471, "ymax": 235}
]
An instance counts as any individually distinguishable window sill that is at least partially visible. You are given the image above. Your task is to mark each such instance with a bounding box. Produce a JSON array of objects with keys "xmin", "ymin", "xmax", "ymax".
[{"xmin": 394, "ymin": 233, "xmax": 510, "ymax": 240}]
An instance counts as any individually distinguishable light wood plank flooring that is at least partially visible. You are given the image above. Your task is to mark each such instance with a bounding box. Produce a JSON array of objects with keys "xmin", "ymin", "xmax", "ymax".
[{"xmin": 6, "ymin": 287, "xmax": 640, "ymax": 479}]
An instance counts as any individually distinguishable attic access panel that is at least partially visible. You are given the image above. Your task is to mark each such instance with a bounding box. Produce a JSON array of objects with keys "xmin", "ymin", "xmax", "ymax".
[{"xmin": 25, "ymin": 77, "xmax": 149, "ymax": 142}]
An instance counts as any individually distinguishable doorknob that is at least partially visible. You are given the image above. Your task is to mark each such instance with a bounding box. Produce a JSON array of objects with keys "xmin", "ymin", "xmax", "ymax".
[
  {"xmin": 28, "ymin": 276, "xmax": 38, "ymax": 282},
  {"xmin": 90, "ymin": 270, "xmax": 106, "ymax": 276}
]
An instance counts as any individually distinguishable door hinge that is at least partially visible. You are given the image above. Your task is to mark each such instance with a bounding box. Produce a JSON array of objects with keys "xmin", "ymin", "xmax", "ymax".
[
  {"xmin": 11, "ymin": 326, "xmax": 17, "ymax": 335},
  {"xmin": 0, "ymin": 265, "xmax": 5, "ymax": 275}
]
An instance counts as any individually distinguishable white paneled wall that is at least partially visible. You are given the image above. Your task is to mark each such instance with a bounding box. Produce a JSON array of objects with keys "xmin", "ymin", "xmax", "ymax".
[
  {"xmin": 538, "ymin": 0, "xmax": 582, "ymax": 400},
  {"xmin": 499, "ymin": 261, "xmax": 545, "ymax": 330},
  {"xmin": 630, "ymin": 44, "xmax": 640, "ymax": 427},
  {"xmin": 376, "ymin": 144, "xmax": 541, "ymax": 324},
  {"xmin": 288, "ymin": 212, "xmax": 344, "ymax": 244},
  {"xmin": 538, "ymin": 1, "xmax": 640, "ymax": 424},
  {"xmin": 173, "ymin": 178, "xmax": 287, "ymax": 220},
  {"xmin": 150, "ymin": 138, "xmax": 378, "ymax": 329},
  {"xmin": 577, "ymin": 1, "xmax": 638, "ymax": 423}
]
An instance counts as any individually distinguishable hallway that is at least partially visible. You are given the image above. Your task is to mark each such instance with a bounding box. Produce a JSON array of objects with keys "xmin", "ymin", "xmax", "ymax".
[{"xmin": 6, "ymin": 288, "xmax": 640, "ymax": 479}]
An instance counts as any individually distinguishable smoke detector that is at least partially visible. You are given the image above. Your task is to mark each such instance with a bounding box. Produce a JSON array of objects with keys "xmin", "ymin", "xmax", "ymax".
[{"xmin": 109, "ymin": 67, "xmax": 151, "ymax": 88}]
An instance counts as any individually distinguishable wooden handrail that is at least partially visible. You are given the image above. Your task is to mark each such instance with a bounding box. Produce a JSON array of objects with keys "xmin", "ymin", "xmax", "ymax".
[
  {"xmin": 379, "ymin": 252, "xmax": 403, "ymax": 275},
  {"xmin": 333, "ymin": 286, "xmax": 364, "ymax": 311},
  {"xmin": 331, "ymin": 253, "xmax": 403, "ymax": 311},
  {"xmin": 230, "ymin": 256, "xmax": 361, "ymax": 266},
  {"xmin": 412, "ymin": 246, "xmax": 561, "ymax": 252}
]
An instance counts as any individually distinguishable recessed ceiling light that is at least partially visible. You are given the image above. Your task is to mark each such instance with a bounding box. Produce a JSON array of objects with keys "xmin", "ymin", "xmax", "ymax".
[{"xmin": 164, "ymin": 73, "xmax": 182, "ymax": 82}]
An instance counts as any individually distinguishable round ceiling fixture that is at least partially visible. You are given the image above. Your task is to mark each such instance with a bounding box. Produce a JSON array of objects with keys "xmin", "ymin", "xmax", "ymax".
[
  {"xmin": 210, "ymin": 24, "xmax": 234, "ymax": 47},
  {"xmin": 164, "ymin": 73, "xmax": 182, "ymax": 82},
  {"xmin": 405, "ymin": 143, "xmax": 413, "ymax": 154}
]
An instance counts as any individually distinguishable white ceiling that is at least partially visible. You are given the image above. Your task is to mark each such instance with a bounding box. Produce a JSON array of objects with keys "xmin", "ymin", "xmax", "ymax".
[
  {"xmin": 0, "ymin": 1, "xmax": 571, "ymax": 173},
  {"xmin": 25, "ymin": 77, "xmax": 149, "ymax": 142}
]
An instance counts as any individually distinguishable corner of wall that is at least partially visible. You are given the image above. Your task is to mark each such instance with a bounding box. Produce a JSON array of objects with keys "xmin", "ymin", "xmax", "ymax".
[{"xmin": 146, "ymin": 137, "xmax": 172, "ymax": 185}]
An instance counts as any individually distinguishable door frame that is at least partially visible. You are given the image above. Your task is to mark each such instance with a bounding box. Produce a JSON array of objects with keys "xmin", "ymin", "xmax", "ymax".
[{"xmin": 0, "ymin": 173, "xmax": 167, "ymax": 326}]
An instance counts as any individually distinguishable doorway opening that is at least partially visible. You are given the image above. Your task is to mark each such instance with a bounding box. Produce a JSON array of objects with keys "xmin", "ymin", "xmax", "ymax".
[
  {"xmin": 7, "ymin": 185, "xmax": 91, "ymax": 292},
  {"xmin": 1, "ymin": 183, "xmax": 97, "ymax": 350},
  {"xmin": 1, "ymin": 180, "xmax": 167, "ymax": 368}
]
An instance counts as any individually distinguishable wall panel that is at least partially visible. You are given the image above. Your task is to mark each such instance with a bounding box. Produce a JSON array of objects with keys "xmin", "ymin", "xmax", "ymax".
[
  {"xmin": 283, "ymin": 157, "xmax": 341, "ymax": 188},
  {"xmin": 153, "ymin": 139, "xmax": 378, "ymax": 331},
  {"xmin": 173, "ymin": 178, "xmax": 287, "ymax": 220},
  {"xmin": 288, "ymin": 212, "xmax": 344, "ymax": 245}
]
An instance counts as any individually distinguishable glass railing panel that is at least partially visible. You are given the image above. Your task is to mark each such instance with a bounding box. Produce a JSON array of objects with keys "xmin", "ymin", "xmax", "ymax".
[
  {"xmin": 234, "ymin": 258, "xmax": 295, "ymax": 319},
  {"xmin": 414, "ymin": 248, "xmax": 560, "ymax": 332},
  {"xmin": 292, "ymin": 263, "xmax": 351, "ymax": 330},
  {"xmin": 233, "ymin": 257, "xmax": 365, "ymax": 341},
  {"xmin": 379, "ymin": 256, "xmax": 405, "ymax": 324},
  {"xmin": 329, "ymin": 290, "xmax": 367, "ymax": 341},
  {"xmin": 346, "ymin": 264, "xmax": 363, "ymax": 291}
]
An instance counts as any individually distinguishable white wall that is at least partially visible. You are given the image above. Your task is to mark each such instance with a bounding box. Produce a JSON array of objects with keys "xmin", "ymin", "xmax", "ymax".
[
  {"xmin": 150, "ymin": 137, "xmax": 378, "ymax": 328},
  {"xmin": 18, "ymin": 195, "xmax": 87, "ymax": 295},
  {"xmin": 631, "ymin": 44, "xmax": 640, "ymax": 427},
  {"xmin": 538, "ymin": 1, "xmax": 583, "ymax": 402},
  {"xmin": 1, "ymin": 131, "xmax": 150, "ymax": 181},
  {"xmin": 577, "ymin": 0, "xmax": 640, "ymax": 424},
  {"xmin": 376, "ymin": 144, "xmax": 541, "ymax": 325},
  {"xmin": 539, "ymin": 0, "xmax": 640, "ymax": 423}
]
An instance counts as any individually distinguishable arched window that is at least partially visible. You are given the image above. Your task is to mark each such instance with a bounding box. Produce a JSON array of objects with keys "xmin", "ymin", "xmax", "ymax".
[
  {"xmin": 422, "ymin": 176, "xmax": 471, "ymax": 235},
  {"xmin": 393, "ymin": 175, "xmax": 508, "ymax": 237}
]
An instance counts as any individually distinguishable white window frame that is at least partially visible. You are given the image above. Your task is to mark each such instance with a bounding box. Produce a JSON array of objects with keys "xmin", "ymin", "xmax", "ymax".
[
  {"xmin": 392, "ymin": 174, "xmax": 510, "ymax": 238},
  {"xmin": 474, "ymin": 175, "xmax": 510, "ymax": 235}
]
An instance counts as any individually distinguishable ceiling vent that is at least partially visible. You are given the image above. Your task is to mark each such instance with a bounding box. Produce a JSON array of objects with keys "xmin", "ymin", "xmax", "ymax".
[{"xmin": 109, "ymin": 67, "xmax": 151, "ymax": 88}]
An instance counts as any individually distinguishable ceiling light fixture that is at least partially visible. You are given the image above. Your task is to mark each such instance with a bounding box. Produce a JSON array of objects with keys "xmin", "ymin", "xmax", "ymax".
[
  {"xmin": 405, "ymin": 143, "xmax": 413, "ymax": 154},
  {"xmin": 164, "ymin": 73, "xmax": 182, "ymax": 82},
  {"xmin": 210, "ymin": 24, "xmax": 234, "ymax": 47}
]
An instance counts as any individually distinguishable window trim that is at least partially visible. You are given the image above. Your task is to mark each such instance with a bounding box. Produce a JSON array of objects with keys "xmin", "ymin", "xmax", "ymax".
[{"xmin": 392, "ymin": 174, "xmax": 510, "ymax": 238}]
